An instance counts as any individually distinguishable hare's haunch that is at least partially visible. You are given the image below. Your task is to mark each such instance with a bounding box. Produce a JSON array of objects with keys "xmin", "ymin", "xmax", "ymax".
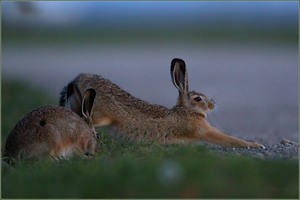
[
  {"xmin": 4, "ymin": 88, "xmax": 98, "ymax": 163},
  {"xmin": 60, "ymin": 58, "xmax": 264, "ymax": 149}
]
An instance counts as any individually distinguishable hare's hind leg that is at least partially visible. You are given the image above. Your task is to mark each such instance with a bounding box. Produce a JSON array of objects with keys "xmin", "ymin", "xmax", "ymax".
[
  {"xmin": 48, "ymin": 138, "xmax": 78, "ymax": 160},
  {"xmin": 49, "ymin": 144, "xmax": 71, "ymax": 160}
]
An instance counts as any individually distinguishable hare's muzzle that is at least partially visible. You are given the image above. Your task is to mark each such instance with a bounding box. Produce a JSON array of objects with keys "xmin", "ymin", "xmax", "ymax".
[{"xmin": 208, "ymin": 99, "xmax": 215, "ymax": 110}]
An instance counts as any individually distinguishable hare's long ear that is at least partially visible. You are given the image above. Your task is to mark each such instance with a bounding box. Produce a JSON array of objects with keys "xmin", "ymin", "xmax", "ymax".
[
  {"xmin": 65, "ymin": 83, "xmax": 83, "ymax": 116},
  {"xmin": 81, "ymin": 88, "xmax": 96, "ymax": 122},
  {"xmin": 170, "ymin": 58, "xmax": 189, "ymax": 96}
]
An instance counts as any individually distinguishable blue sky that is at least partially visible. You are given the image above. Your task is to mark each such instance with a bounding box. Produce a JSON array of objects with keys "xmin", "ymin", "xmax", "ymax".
[{"xmin": 2, "ymin": 1, "xmax": 298, "ymax": 28}]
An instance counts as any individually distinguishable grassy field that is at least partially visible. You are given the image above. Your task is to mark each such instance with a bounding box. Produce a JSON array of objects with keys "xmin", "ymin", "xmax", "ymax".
[{"xmin": 1, "ymin": 79, "xmax": 299, "ymax": 198}]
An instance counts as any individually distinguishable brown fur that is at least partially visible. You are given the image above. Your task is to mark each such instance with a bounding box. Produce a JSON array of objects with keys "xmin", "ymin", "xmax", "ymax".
[
  {"xmin": 60, "ymin": 58, "xmax": 264, "ymax": 148},
  {"xmin": 4, "ymin": 89, "xmax": 98, "ymax": 163}
]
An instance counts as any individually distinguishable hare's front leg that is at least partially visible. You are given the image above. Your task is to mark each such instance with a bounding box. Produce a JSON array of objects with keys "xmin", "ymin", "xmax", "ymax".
[{"xmin": 197, "ymin": 129, "xmax": 265, "ymax": 149}]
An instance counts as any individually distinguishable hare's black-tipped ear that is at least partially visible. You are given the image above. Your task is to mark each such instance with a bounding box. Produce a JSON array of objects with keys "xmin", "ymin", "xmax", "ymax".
[
  {"xmin": 65, "ymin": 83, "xmax": 83, "ymax": 116},
  {"xmin": 82, "ymin": 88, "xmax": 96, "ymax": 120},
  {"xmin": 170, "ymin": 58, "xmax": 189, "ymax": 96}
]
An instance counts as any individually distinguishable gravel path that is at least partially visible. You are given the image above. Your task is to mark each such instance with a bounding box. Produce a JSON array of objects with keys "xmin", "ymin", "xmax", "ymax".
[{"xmin": 202, "ymin": 139, "xmax": 298, "ymax": 160}]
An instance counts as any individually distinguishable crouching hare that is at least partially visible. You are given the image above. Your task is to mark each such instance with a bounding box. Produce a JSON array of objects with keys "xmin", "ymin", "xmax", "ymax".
[
  {"xmin": 60, "ymin": 58, "xmax": 264, "ymax": 149},
  {"xmin": 3, "ymin": 88, "xmax": 98, "ymax": 164}
]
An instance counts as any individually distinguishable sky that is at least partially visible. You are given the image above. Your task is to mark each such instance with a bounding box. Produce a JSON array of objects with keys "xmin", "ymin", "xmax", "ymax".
[{"xmin": 2, "ymin": 1, "xmax": 298, "ymax": 28}]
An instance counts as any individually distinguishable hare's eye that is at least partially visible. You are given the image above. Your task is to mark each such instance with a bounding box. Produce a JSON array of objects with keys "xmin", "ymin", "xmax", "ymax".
[{"xmin": 194, "ymin": 96, "xmax": 202, "ymax": 102}]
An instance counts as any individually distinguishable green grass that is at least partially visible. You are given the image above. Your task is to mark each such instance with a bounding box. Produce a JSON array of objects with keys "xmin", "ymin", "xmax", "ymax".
[{"xmin": 1, "ymin": 79, "xmax": 299, "ymax": 198}]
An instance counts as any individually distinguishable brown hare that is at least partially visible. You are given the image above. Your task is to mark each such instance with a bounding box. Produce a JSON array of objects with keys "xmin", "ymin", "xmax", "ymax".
[
  {"xmin": 3, "ymin": 87, "xmax": 98, "ymax": 164},
  {"xmin": 60, "ymin": 58, "xmax": 264, "ymax": 148}
]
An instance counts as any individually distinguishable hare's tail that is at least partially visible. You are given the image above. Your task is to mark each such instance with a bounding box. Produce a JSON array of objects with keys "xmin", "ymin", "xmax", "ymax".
[
  {"xmin": 59, "ymin": 82, "xmax": 73, "ymax": 106},
  {"xmin": 59, "ymin": 86, "xmax": 67, "ymax": 106}
]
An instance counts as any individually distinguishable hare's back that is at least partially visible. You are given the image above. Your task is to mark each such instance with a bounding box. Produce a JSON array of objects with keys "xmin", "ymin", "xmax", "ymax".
[
  {"xmin": 73, "ymin": 73, "xmax": 170, "ymax": 118},
  {"xmin": 74, "ymin": 73, "xmax": 122, "ymax": 94},
  {"xmin": 5, "ymin": 106, "xmax": 89, "ymax": 150}
]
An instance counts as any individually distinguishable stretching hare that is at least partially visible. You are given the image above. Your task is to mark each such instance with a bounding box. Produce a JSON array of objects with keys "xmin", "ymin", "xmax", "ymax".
[
  {"xmin": 3, "ymin": 88, "xmax": 98, "ymax": 163},
  {"xmin": 60, "ymin": 58, "xmax": 264, "ymax": 148}
]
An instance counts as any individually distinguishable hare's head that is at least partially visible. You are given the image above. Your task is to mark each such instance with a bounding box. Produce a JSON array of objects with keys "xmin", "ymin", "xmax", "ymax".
[
  {"xmin": 171, "ymin": 58, "xmax": 215, "ymax": 118},
  {"xmin": 65, "ymin": 84, "xmax": 98, "ymax": 139}
]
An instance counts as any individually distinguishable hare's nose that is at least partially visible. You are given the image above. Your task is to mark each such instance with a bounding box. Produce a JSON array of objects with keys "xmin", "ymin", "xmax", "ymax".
[
  {"xmin": 208, "ymin": 100, "xmax": 215, "ymax": 110},
  {"xmin": 211, "ymin": 99, "xmax": 215, "ymax": 104}
]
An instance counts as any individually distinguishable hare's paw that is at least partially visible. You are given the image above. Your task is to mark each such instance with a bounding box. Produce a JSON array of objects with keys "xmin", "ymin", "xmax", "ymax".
[{"xmin": 247, "ymin": 142, "xmax": 266, "ymax": 149}]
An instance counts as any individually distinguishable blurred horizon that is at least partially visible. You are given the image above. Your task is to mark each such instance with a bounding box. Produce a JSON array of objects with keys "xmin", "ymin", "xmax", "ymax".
[{"xmin": 2, "ymin": 1, "xmax": 298, "ymax": 43}]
